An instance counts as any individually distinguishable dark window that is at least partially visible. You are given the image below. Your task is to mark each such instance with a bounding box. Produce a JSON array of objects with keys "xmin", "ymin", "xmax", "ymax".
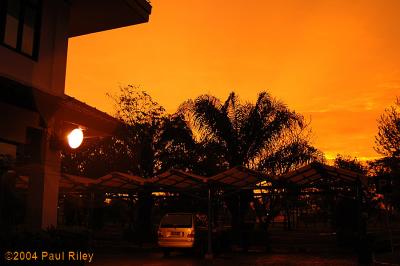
[
  {"xmin": 160, "ymin": 214, "xmax": 193, "ymax": 228},
  {"xmin": 0, "ymin": 0, "xmax": 41, "ymax": 59}
]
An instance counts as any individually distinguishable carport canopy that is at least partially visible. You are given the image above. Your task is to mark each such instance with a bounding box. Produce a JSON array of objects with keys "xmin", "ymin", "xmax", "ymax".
[
  {"xmin": 14, "ymin": 166, "xmax": 278, "ymax": 195},
  {"xmin": 16, "ymin": 163, "xmax": 368, "ymax": 196}
]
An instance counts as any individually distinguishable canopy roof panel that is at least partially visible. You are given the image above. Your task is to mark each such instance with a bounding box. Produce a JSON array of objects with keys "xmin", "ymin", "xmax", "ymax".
[
  {"xmin": 60, "ymin": 173, "xmax": 98, "ymax": 191},
  {"xmin": 14, "ymin": 172, "xmax": 97, "ymax": 191},
  {"xmin": 95, "ymin": 172, "xmax": 147, "ymax": 192},
  {"xmin": 278, "ymin": 162, "xmax": 367, "ymax": 187},
  {"xmin": 15, "ymin": 171, "xmax": 146, "ymax": 192},
  {"xmin": 148, "ymin": 169, "xmax": 207, "ymax": 190},
  {"xmin": 209, "ymin": 166, "xmax": 272, "ymax": 189}
]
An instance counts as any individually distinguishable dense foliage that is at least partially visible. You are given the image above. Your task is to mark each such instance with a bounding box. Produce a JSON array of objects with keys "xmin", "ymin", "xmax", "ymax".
[
  {"xmin": 63, "ymin": 88, "xmax": 322, "ymax": 178},
  {"xmin": 373, "ymin": 98, "xmax": 400, "ymax": 208},
  {"xmin": 179, "ymin": 91, "xmax": 323, "ymax": 175},
  {"xmin": 62, "ymin": 85, "xmax": 198, "ymax": 178},
  {"xmin": 375, "ymin": 98, "xmax": 400, "ymax": 159},
  {"xmin": 334, "ymin": 154, "xmax": 367, "ymax": 175}
]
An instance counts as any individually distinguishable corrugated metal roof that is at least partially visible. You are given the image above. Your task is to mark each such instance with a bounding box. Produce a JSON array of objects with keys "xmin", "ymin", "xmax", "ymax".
[
  {"xmin": 278, "ymin": 162, "xmax": 367, "ymax": 187},
  {"xmin": 208, "ymin": 166, "xmax": 272, "ymax": 188},
  {"xmin": 148, "ymin": 169, "xmax": 207, "ymax": 190}
]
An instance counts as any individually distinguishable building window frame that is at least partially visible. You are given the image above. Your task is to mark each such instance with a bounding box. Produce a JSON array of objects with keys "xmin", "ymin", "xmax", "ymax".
[{"xmin": 0, "ymin": 0, "xmax": 42, "ymax": 60}]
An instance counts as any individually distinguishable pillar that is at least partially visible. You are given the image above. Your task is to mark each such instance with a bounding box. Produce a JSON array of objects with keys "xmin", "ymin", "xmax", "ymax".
[{"xmin": 25, "ymin": 122, "xmax": 61, "ymax": 230}]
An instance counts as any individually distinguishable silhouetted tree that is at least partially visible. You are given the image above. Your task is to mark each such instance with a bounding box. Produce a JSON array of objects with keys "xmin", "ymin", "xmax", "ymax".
[
  {"xmin": 375, "ymin": 98, "xmax": 400, "ymax": 159},
  {"xmin": 334, "ymin": 154, "xmax": 367, "ymax": 175},
  {"xmin": 109, "ymin": 85, "xmax": 213, "ymax": 177},
  {"xmin": 373, "ymin": 97, "xmax": 400, "ymax": 208},
  {"xmin": 62, "ymin": 85, "xmax": 201, "ymax": 178},
  {"xmin": 108, "ymin": 85, "xmax": 166, "ymax": 178},
  {"xmin": 179, "ymin": 91, "xmax": 322, "ymax": 175},
  {"xmin": 61, "ymin": 130, "xmax": 137, "ymax": 178},
  {"xmin": 155, "ymin": 114, "xmax": 201, "ymax": 172}
]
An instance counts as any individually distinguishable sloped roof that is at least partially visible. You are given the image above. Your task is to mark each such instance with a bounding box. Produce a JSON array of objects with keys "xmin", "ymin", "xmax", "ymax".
[
  {"xmin": 278, "ymin": 162, "xmax": 367, "ymax": 187},
  {"xmin": 60, "ymin": 173, "xmax": 98, "ymax": 191},
  {"xmin": 69, "ymin": 0, "xmax": 152, "ymax": 37},
  {"xmin": 208, "ymin": 166, "xmax": 272, "ymax": 189},
  {"xmin": 95, "ymin": 172, "xmax": 147, "ymax": 192},
  {"xmin": 0, "ymin": 75, "xmax": 122, "ymax": 137},
  {"xmin": 58, "ymin": 95, "xmax": 122, "ymax": 137},
  {"xmin": 14, "ymin": 171, "xmax": 146, "ymax": 193},
  {"xmin": 14, "ymin": 172, "xmax": 97, "ymax": 191},
  {"xmin": 148, "ymin": 169, "xmax": 207, "ymax": 190}
]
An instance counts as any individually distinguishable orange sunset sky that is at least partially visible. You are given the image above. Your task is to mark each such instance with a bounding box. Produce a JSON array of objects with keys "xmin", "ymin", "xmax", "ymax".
[{"xmin": 66, "ymin": 0, "xmax": 400, "ymax": 161}]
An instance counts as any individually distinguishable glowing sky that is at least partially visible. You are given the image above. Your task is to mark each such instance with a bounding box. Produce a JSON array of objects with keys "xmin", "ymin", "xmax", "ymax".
[{"xmin": 66, "ymin": 0, "xmax": 400, "ymax": 161}]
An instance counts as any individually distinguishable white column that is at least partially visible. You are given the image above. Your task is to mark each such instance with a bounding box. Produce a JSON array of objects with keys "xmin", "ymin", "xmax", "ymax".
[{"xmin": 26, "ymin": 120, "xmax": 61, "ymax": 230}]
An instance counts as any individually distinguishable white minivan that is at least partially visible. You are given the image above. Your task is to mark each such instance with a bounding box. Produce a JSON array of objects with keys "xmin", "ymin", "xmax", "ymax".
[{"xmin": 158, "ymin": 213, "xmax": 202, "ymax": 255}]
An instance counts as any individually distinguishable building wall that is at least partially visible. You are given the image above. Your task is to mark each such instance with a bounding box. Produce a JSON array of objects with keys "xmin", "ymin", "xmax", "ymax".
[
  {"xmin": 0, "ymin": 0, "xmax": 150, "ymax": 230},
  {"xmin": 0, "ymin": 0, "xmax": 70, "ymax": 230},
  {"xmin": 0, "ymin": 0, "xmax": 69, "ymax": 97}
]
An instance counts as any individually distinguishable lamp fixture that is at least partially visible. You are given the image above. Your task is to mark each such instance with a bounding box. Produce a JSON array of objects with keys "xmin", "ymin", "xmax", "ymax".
[{"xmin": 67, "ymin": 128, "xmax": 84, "ymax": 149}]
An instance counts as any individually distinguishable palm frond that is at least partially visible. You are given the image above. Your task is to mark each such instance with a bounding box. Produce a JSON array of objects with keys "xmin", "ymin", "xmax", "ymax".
[
  {"xmin": 192, "ymin": 95, "xmax": 235, "ymax": 145},
  {"xmin": 243, "ymin": 91, "xmax": 304, "ymax": 160}
]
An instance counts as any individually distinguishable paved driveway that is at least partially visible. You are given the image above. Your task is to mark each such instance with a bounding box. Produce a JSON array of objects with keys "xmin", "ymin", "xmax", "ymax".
[{"xmin": 91, "ymin": 251, "xmax": 357, "ymax": 266}]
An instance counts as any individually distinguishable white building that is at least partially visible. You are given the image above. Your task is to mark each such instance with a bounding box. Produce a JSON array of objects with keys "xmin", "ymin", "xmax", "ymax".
[{"xmin": 0, "ymin": 0, "xmax": 151, "ymax": 230}]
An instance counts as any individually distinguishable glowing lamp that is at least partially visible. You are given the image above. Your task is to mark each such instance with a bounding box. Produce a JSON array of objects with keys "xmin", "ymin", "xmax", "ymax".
[{"xmin": 67, "ymin": 128, "xmax": 84, "ymax": 149}]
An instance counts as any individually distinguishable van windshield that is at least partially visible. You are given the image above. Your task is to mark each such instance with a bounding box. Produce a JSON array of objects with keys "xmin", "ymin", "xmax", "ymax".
[{"xmin": 160, "ymin": 214, "xmax": 192, "ymax": 228}]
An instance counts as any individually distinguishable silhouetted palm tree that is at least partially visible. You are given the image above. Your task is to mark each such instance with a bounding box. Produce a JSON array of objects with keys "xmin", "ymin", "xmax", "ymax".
[{"xmin": 180, "ymin": 91, "xmax": 321, "ymax": 175}]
